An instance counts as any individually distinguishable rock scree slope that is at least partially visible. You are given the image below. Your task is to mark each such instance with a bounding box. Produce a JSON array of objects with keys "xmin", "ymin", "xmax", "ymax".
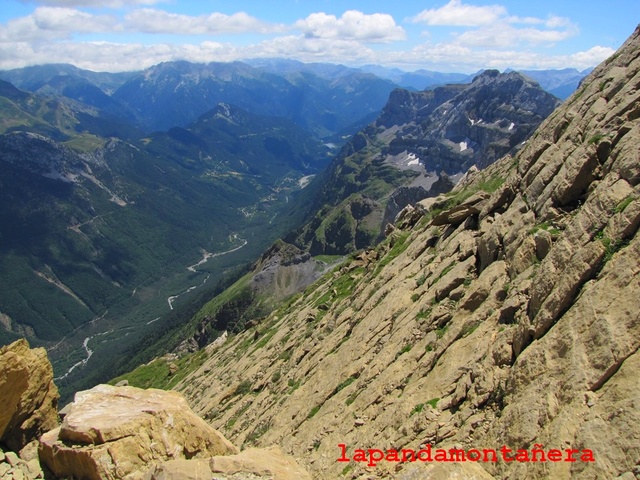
[{"xmin": 171, "ymin": 25, "xmax": 640, "ymax": 479}]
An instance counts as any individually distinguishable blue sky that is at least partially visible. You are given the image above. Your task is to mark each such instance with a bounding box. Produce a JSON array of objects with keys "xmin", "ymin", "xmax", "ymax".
[{"xmin": 0, "ymin": 0, "xmax": 638, "ymax": 72}]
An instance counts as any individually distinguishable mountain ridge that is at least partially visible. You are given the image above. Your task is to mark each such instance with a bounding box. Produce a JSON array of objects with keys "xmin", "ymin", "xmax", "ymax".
[{"xmin": 284, "ymin": 69, "xmax": 560, "ymax": 256}]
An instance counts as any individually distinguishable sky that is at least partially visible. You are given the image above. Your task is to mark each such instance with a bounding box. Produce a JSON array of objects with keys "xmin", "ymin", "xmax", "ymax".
[{"xmin": 0, "ymin": 0, "xmax": 638, "ymax": 73}]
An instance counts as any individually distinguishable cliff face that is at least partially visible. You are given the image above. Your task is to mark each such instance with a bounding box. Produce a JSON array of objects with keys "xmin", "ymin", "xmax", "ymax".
[
  {"xmin": 288, "ymin": 70, "xmax": 560, "ymax": 255},
  {"xmin": 174, "ymin": 26, "xmax": 640, "ymax": 479}
]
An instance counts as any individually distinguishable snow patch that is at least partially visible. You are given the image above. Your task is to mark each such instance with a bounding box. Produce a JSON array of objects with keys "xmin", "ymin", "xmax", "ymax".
[
  {"xmin": 459, "ymin": 141, "xmax": 468, "ymax": 152},
  {"xmin": 406, "ymin": 153, "xmax": 420, "ymax": 166},
  {"xmin": 509, "ymin": 122, "xmax": 515, "ymax": 131}
]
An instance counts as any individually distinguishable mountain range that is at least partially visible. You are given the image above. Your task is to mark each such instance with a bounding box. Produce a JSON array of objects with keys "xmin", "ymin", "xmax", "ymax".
[
  {"xmin": 0, "ymin": 58, "xmax": 579, "ymax": 400},
  {"xmin": 109, "ymin": 25, "xmax": 639, "ymax": 480}
]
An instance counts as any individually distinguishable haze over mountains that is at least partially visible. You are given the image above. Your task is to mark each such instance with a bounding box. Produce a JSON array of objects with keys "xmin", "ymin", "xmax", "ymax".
[{"xmin": 0, "ymin": 59, "xmax": 581, "ymax": 399}]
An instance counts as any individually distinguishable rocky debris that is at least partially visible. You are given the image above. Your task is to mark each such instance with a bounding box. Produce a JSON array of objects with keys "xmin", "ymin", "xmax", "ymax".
[
  {"xmin": 38, "ymin": 384, "xmax": 238, "ymax": 480},
  {"xmin": 0, "ymin": 339, "xmax": 59, "ymax": 452},
  {"xmin": 145, "ymin": 446, "xmax": 312, "ymax": 480},
  {"xmin": 0, "ymin": 443, "xmax": 44, "ymax": 479},
  {"xmin": 0, "ymin": 339, "xmax": 312, "ymax": 480}
]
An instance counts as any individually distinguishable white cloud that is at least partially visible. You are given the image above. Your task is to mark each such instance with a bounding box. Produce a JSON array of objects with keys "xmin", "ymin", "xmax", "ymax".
[
  {"xmin": 411, "ymin": 0, "xmax": 506, "ymax": 27},
  {"xmin": 295, "ymin": 10, "xmax": 406, "ymax": 43},
  {"xmin": 545, "ymin": 16, "xmax": 573, "ymax": 29},
  {"xmin": 391, "ymin": 40, "xmax": 615, "ymax": 72},
  {"xmin": 455, "ymin": 23, "xmax": 578, "ymax": 48},
  {"xmin": 569, "ymin": 45, "xmax": 616, "ymax": 67},
  {"xmin": 246, "ymin": 35, "xmax": 378, "ymax": 63},
  {"xmin": 0, "ymin": 35, "xmax": 616, "ymax": 73},
  {"xmin": 0, "ymin": 3, "xmax": 613, "ymax": 74},
  {"xmin": 124, "ymin": 9, "xmax": 284, "ymax": 35},
  {"xmin": 33, "ymin": 7, "xmax": 118, "ymax": 32},
  {"xmin": 20, "ymin": 0, "xmax": 164, "ymax": 7},
  {"xmin": 411, "ymin": 1, "xmax": 578, "ymax": 50},
  {"xmin": 0, "ymin": 7, "xmax": 118, "ymax": 44}
]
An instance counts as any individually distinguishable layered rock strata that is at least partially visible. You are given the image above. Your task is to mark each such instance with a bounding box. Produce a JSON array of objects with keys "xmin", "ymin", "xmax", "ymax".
[{"xmin": 173, "ymin": 25, "xmax": 640, "ymax": 480}]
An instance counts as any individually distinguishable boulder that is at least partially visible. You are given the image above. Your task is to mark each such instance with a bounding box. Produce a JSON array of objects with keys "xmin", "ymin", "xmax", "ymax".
[
  {"xmin": 432, "ymin": 192, "xmax": 490, "ymax": 226},
  {"xmin": 38, "ymin": 384, "xmax": 238, "ymax": 480},
  {"xmin": 0, "ymin": 339, "xmax": 59, "ymax": 452}
]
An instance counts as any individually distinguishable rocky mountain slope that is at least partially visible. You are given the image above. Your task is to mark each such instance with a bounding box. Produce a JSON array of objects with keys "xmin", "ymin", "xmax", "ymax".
[
  {"xmin": 156, "ymin": 25, "xmax": 640, "ymax": 479},
  {"xmin": 287, "ymin": 70, "xmax": 560, "ymax": 256}
]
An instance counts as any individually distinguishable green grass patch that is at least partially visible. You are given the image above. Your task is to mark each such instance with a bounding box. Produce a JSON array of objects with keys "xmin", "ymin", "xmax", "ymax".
[
  {"xmin": 341, "ymin": 465, "xmax": 353, "ymax": 476},
  {"xmin": 345, "ymin": 389, "xmax": 361, "ymax": 406},
  {"xmin": 436, "ymin": 325, "xmax": 448, "ymax": 339},
  {"xmin": 245, "ymin": 421, "xmax": 270, "ymax": 445},
  {"xmin": 375, "ymin": 231, "xmax": 411, "ymax": 273},
  {"xmin": 333, "ymin": 376, "xmax": 357, "ymax": 396},
  {"xmin": 416, "ymin": 306, "xmax": 433, "ymax": 321},
  {"xmin": 615, "ymin": 195, "xmax": 635, "ymax": 214},
  {"xmin": 252, "ymin": 326, "xmax": 278, "ymax": 351},
  {"xmin": 529, "ymin": 221, "xmax": 561, "ymax": 236},
  {"xmin": 313, "ymin": 266, "xmax": 365, "ymax": 311},
  {"xmin": 109, "ymin": 349, "xmax": 208, "ymax": 390},
  {"xmin": 395, "ymin": 343, "xmax": 413, "ymax": 359},
  {"xmin": 307, "ymin": 405, "xmax": 321, "ymax": 419},
  {"xmin": 410, "ymin": 403, "xmax": 425, "ymax": 416},
  {"xmin": 435, "ymin": 261, "xmax": 456, "ymax": 282},
  {"xmin": 426, "ymin": 397, "xmax": 440, "ymax": 409},
  {"xmin": 313, "ymin": 254, "xmax": 345, "ymax": 263},
  {"xmin": 461, "ymin": 322, "xmax": 480, "ymax": 337},
  {"xmin": 287, "ymin": 378, "xmax": 301, "ymax": 394}
]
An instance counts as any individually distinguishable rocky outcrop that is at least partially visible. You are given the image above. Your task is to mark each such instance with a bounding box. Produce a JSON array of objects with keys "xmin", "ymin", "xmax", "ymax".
[
  {"xmin": 383, "ymin": 69, "xmax": 560, "ymax": 173},
  {"xmin": 38, "ymin": 384, "xmax": 238, "ymax": 480},
  {"xmin": 0, "ymin": 339, "xmax": 59, "ymax": 452},
  {"xmin": 34, "ymin": 383, "xmax": 312, "ymax": 480},
  {"xmin": 0, "ymin": 340, "xmax": 312, "ymax": 479},
  {"xmin": 172, "ymin": 26, "xmax": 640, "ymax": 480},
  {"xmin": 0, "ymin": 442, "xmax": 45, "ymax": 480}
]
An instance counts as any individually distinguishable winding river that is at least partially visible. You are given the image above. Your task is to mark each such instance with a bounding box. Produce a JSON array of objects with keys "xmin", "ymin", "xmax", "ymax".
[
  {"xmin": 167, "ymin": 235, "xmax": 247, "ymax": 309},
  {"xmin": 54, "ymin": 235, "xmax": 248, "ymax": 380}
]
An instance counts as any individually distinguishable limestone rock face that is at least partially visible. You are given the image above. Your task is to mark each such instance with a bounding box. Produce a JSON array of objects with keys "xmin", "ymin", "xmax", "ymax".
[
  {"xmin": 171, "ymin": 25, "xmax": 640, "ymax": 480},
  {"xmin": 0, "ymin": 339, "xmax": 59, "ymax": 452},
  {"xmin": 38, "ymin": 384, "xmax": 238, "ymax": 480}
]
